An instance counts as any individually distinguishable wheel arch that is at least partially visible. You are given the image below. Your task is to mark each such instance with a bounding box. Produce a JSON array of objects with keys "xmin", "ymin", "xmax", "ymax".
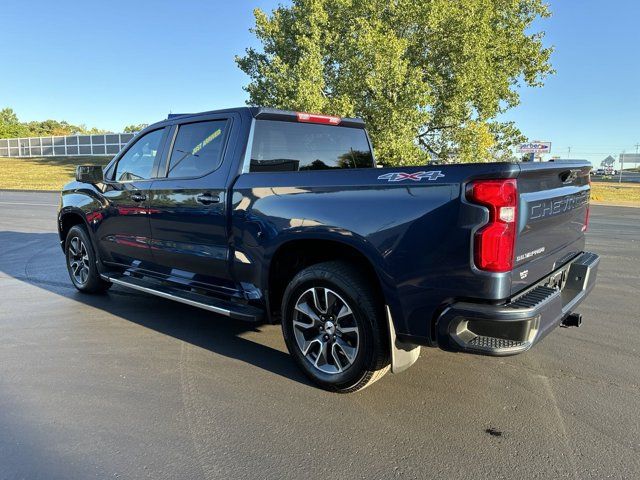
[
  {"xmin": 266, "ymin": 237, "xmax": 397, "ymax": 326},
  {"xmin": 58, "ymin": 208, "xmax": 92, "ymax": 251}
]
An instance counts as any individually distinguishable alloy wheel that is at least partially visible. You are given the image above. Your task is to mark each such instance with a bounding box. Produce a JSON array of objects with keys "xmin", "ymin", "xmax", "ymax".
[
  {"xmin": 68, "ymin": 237, "xmax": 90, "ymax": 286},
  {"xmin": 292, "ymin": 287, "xmax": 360, "ymax": 374}
]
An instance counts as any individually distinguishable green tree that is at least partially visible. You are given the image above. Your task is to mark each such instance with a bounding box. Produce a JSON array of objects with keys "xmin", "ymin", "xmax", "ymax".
[
  {"xmin": 0, "ymin": 107, "xmax": 112, "ymax": 138},
  {"xmin": 74, "ymin": 124, "xmax": 111, "ymax": 135},
  {"xmin": 237, "ymin": 0, "xmax": 552, "ymax": 164},
  {"xmin": 123, "ymin": 123, "xmax": 148, "ymax": 133},
  {"xmin": 0, "ymin": 108, "xmax": 19, "ymax": 124},
  {"xmin": 24, "ymin": 119, "xmax": 78, "ymax": 136},
  {"xmin": 0, "ymin": 108, "xmax": 28, "ymax": 138}
]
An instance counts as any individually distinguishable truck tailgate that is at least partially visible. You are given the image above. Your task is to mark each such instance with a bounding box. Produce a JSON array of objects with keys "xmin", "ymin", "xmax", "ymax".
[{"xmin": 511, "ymin": 162, "xmax": 591, "ymax": 294}]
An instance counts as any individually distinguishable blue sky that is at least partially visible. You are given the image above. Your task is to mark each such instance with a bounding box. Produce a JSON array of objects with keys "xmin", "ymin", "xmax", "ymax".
[
  {"xmin": 1, "ymin": 0, "xmax": 638, "ymax": 166},
  {"xmin": 502, "ymin": 1, "xmax": 640, "ymax": 165}
]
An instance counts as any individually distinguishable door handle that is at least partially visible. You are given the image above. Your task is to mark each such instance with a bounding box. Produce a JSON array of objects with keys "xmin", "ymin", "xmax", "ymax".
[
  {"xmin": 131, "ymin": 193, "xmax": 146, "ymax": 202},
  {"xmin": 196, "ymin": 193, "xmax": 221, "ymax": 205}
]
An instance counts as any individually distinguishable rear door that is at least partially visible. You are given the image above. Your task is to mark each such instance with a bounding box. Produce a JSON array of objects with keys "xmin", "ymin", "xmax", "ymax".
[
  {"xmin": 97, "ymin": 127, "xmax": 168, "ymax": 268},
  {"xmin": 146, "ymin": 115, "xmax": 238, "ymax": 295},
  {"xmin": 511, "ymin": 162, "xmax": 591, "ymax": 294}
]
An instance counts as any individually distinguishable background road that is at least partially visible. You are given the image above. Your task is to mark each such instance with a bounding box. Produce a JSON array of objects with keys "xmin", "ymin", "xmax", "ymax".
[
  {"xmin": 591, "ymin": 170, "xmax": 640, "ymax": 183},
  {"xmin": 1, "ymin": 191, "xmax": 638, "ymax": 479}
]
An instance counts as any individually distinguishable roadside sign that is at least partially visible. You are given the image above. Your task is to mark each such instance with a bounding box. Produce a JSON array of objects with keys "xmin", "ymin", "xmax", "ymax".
[{"xmin": 517, "ymin": 142, "xmax": 552, "ymax": 154}]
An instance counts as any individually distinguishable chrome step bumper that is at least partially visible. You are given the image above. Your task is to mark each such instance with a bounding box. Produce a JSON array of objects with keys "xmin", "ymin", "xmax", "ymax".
[{"xmin": 437, "ymin": 251, "xmax": 600, "ymax": 356}]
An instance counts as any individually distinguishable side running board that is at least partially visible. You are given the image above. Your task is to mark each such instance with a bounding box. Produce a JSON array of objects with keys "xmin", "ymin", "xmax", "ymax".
[{"xmin": 101, "ymin": 273, "xmax": 263, "ymax": 322}]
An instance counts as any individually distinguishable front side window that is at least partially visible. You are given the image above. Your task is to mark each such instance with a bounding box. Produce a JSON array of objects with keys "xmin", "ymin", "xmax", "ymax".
[
  {"xmin": 250, "ymin": 120, "xmax": 374, "ymax": 172},
  {"xmin": 113, "ymin": 129, "xmax": 164, "ymax": 182},
  {"xmin": 167, "ymin": 120, "xmax": 228, "ymax": 178}
]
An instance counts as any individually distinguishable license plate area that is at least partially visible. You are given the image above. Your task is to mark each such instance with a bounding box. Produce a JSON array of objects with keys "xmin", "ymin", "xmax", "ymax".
[{"xmin": 544, "ymin": 267, "xmax": 568, "ymax": 290}]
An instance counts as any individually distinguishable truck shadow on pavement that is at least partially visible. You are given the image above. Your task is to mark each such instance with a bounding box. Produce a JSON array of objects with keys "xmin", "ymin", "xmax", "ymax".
[{"xmin": 0, "ymin": 230, "xmax": 311, "ymax": 388}]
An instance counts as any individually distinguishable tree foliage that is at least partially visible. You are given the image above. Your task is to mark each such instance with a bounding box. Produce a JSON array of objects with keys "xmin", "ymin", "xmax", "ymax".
[
  {"xmin": 123, "ymin": 123, "xmax": 149, "ymax": 133},
  {"xmin": 0, "ymin": 107, "xmax": 111, "ymax": 138},
  {"xmin": 0, "ymin": 108, "xmax": 28, "ymax": 138},
  {"xmin": 237, "ymin": 0, "xmax": 552, "ymax": 164}
]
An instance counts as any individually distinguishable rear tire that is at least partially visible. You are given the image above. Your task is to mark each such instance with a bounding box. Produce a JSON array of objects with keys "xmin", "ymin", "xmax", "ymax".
[
  {"xmin": 281, "ymin": 261, "xmax": 389, "ymax": 393},
  {"xmin": 65, "ymin": 225, "xmax": 111, "ymax": 293}
]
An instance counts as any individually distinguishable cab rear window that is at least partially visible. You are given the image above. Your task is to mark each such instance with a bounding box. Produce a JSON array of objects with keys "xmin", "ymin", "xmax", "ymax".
[{"xmin": 250, "ymin": 120, "xmax": 373, "ymax": 172}]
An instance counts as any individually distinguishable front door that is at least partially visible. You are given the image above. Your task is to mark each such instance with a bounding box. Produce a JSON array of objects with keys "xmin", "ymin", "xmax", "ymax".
[
  {"xmin": 146, "ymin": 118, "xmax": 236, "ymax": 295},
  {"xmin": 97, "ymin": 127, "xmax": 167, "ymax": 268}
]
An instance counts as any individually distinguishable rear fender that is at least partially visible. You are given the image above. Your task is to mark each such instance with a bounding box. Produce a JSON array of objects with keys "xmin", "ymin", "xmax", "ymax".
[{"xmin": 263, "ymin": 229, "xmax": 408, "ymax": 336}]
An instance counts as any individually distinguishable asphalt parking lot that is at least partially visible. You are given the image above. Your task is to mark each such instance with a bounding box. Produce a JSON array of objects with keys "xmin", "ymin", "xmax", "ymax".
[{"xmin": 0, "ymin": 191, "xmax": 638, "ymax": 480}]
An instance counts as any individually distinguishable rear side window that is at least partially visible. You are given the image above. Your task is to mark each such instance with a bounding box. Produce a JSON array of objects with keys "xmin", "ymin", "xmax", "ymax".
[
  {"xmin": 249, "ymin": 120, "xmax": 374, "ymax": 172},
  {"xmin": 167, "ymin": 120, "xmax": 227, "ymax": 178}
]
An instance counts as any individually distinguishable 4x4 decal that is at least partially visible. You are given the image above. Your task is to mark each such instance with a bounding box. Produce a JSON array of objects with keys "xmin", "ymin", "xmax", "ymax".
[{"xmin": 378, "ymin": 171, "xmax": 445, "ymax": 182}]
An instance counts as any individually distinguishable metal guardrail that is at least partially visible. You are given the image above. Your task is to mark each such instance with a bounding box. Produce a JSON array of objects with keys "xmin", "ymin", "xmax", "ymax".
[{"xmin": 0, "ymin": 133, "xmax": 136, "ymax": 157}]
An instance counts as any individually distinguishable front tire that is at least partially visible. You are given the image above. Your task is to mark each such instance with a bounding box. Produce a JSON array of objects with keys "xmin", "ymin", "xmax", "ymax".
[
  {"xmin": 65, "ymin": 225, "xmax": 111, "ymax": 293},
  {"xmin": 281, "ymin": 261, "xmax": 389, "ymax": 393}
]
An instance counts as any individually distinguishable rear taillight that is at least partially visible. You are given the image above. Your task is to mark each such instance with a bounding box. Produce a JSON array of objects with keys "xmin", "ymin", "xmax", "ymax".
[
  {"xmin": 466, "ymin": 179, "xmax": 518, "ymax": 272},
  {"xmin": 296, "ymin": 112, "xmax": 341, "ymax": 125}
]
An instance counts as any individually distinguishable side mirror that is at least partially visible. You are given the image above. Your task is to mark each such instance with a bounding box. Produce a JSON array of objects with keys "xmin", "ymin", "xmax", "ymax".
[{"xmin": 75, "ymin": 165, "xmax": 104, "ymax": 184}]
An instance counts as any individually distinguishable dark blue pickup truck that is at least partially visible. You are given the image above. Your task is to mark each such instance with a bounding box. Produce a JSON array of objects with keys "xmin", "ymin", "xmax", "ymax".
[{"xmin": 58, "ymin": 107, "xmax": 599, "ymax": 392}]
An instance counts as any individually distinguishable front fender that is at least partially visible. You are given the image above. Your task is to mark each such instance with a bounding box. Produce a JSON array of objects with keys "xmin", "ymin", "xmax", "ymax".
[{"xmin": 58, "ymin": 182, "xmax": 106, "ymax": 250}]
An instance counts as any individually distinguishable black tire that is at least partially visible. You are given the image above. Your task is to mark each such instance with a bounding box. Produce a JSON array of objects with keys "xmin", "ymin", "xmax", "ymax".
[
  {"xmin": 65, "ymin": 225, "xmax": 111, "ymax": 293},
  {"xmin": 281, "ymin": 261, "xmax": 390, "ymax": 393}
]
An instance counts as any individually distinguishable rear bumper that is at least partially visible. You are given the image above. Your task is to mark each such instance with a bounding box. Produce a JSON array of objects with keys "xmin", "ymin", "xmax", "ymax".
[{"xmin": 436, "ymin": 251, "xmax": 599, "ymax": 356}]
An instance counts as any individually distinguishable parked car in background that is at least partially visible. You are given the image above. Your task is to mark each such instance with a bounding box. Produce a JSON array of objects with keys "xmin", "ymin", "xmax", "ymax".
[{"xmin": 594, "ymin": 167, "xmax": 619, "ymax": 176}]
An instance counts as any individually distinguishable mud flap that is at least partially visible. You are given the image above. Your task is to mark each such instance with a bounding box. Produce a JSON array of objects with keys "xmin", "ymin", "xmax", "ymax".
[{"xmin": 386, "ymin": 306, "xmax": 420, "ymax": 374}]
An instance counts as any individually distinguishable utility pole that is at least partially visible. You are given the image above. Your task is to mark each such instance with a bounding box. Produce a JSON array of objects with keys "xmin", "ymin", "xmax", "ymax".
[
  {"xmin": 619, "ymin": 150, "xmax": 624, "ymax": 184},
  {"xmin": 635, "ymin": 143, "xmax": 639, "ymax": 155},
  {"xmin": 567, "ymin": 146, "xmax": 571, "ymax": 158}
]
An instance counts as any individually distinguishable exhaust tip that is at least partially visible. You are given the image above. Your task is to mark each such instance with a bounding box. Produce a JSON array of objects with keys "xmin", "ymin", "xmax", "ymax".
[{"xmin": 561, "ymin": 313, "xmax": 582, "ymax": 328}]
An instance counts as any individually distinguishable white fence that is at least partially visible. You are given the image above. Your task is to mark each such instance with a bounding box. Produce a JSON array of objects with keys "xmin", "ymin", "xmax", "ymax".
[{"xmin": 0, "ymin": 133, "xmax": 136, "ymax": 157}]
